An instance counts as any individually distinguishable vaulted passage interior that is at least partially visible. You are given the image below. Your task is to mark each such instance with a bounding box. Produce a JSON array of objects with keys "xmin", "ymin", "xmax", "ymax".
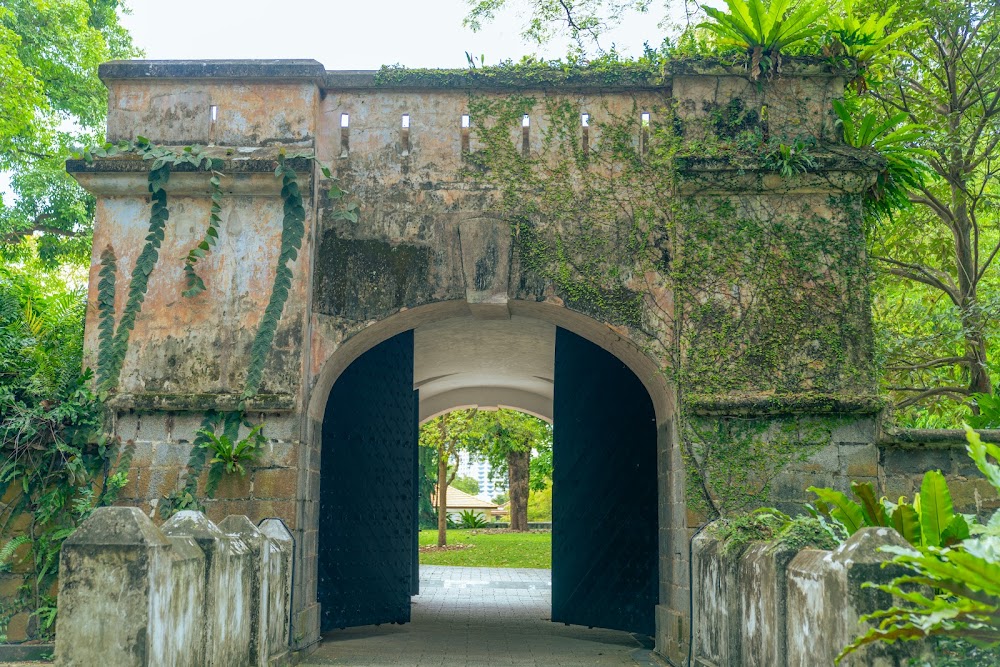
[{"xmin": 316, "ymin": 314, "xmax": 659, "ymax": 645}]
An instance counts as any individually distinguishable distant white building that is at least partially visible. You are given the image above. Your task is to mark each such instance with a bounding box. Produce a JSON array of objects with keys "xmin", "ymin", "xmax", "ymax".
[{"xmin": 455, "ymin": 451, "xmax": 501, "ymax": 503}]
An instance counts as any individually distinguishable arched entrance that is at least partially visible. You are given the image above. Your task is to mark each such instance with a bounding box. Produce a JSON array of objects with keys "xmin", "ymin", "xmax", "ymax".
[{"xmin": 310, "ymin": 303, "xmax": 668, "ymax": 643}]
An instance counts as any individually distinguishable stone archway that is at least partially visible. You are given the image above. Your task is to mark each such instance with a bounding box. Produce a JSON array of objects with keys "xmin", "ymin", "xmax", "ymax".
[{"xmin": 299, "ymin": 300, "xmax": 680, "ymax": 653}]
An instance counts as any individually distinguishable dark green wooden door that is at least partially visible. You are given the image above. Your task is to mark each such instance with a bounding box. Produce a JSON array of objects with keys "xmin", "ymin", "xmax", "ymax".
[
  {"xmin": 318, "ymin": 331, "xmax": 417, "ymax": 630},
  {"xmin": 552, "ymin": 328, "xmax": 658, "ymax": 636}
]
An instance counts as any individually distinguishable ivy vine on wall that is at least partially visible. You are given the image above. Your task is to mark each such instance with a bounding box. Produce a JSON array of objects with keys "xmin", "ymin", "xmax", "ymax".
[
  {"xmin": 461, "ymin": 78, "xmax": 875, "ymax": 516},
  {"xmin": 78, "ymin": 140, "xmax": 354, "ymax": 516}
]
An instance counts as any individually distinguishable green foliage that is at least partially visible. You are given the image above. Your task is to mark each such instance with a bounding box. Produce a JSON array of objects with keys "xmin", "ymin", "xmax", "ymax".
[
  {"xmin": 711, "ymin": 507, "xmax": 791, "ymax": 555},
  {"xmin": 823, "ymin": 0, "xmax": 924, "ymax": 93},
  {"xmin": 685, "ymin": 417, "xmax": 833, "ymax": 517},
  {"xmin": 197, "ymin": 422, "xmax": 264, "ymax": 477},
  {"xmin": 464, "ymin": 409, "xmax": 552, "ymax": 488},
  {"xmin": 968, "ymin": 393, "xmax": 1000, "ymax": 429},
  {"xmin": 699, "ymin": 0, "xmax": 826, "ymax": 78},
  {"xmin": 457, "ymin": 509, "xmax": 489, "ymax": 529},
  {"xmin": 242, "ymin": 152, "xmax": 310, "ymax": 400},
  {"xmin": 0, "ymin": 264, "xmax": 129, "ymax": 640},
  {"xmin": 527, "ymin": 484, "xmax": 553, "ymax": 522},
  {"xmin": 808, "ymin": 473, "xmax": 970, "ymax": 548},
  {"xmin": 0, "ymin": 0, "xmax": 138, "ymax": 266},
  {"xmin": 452, "ymin": 476, "xmax": 480, "ymax": 496},
  {"xmin": 763, "ymin": 138, "xmax": 817, "ymax": 177},
  {"xmin": 839, "ymin": 427, "xmax": 1000, "ymax": 659},
  {"xmin": 832, "ymin": 100, "xmax": 932, "ymax": 221},
  {"xmin": 775, "ymin": 515, "xmax": 839, "ymax": 551}
]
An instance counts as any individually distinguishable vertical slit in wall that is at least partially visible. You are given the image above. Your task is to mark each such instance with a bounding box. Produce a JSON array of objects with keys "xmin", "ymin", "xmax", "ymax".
[
  {"xmin": 401, "ymin": 114, "xmax": 410, "ymax": 155},
  {"xmin": 521, "ymin": 114, "xmax": 530, "ymax": 157},
  {"xmin": 209, "ymin": 105, "xmax": 218, "ymax": 144},
  {"xmin": 640, "ymin": 112, "xmax": 650, "ymax": 155},
  {"xmin": 461, "ymin": 114, "xmax": 471, "ymax": 153},
  {"xmin": 581, "ymin": 113, "xmax": 590, "ymax": 156},
  {"xmin": 340, "ymin": 113, "xmax": 350, "ymax": 157}
]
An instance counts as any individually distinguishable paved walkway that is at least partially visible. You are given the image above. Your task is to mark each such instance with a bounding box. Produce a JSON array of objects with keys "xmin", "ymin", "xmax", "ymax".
[{"xmin": 302, "ymin": 565, "xmax": 659, "ymax": 666}]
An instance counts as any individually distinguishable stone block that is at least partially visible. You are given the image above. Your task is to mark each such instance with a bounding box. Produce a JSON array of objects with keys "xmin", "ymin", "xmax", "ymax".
[
  {"xmin": 162, "ymin": 510, "xmax": 253, "ymax": 667},
  {"xmin": 259, "ymin": 518, "xmax": 295, "ymax": 664},
  {"xmin": 156, "ymin": 535, "xmax": 206, "ymax": 666},
  {"xmin": 881, "ymin": 446, "xmax": 951, "ymax": 475},
  {"xmin": 739, "ymin": 541, "xmax": 798, "ymax": 667},
  {"xmin": 55, "ymin": 506, "xmax": 172, "ymax": 666},
  {"xmin": 259, "ymin": 440, "xmax": 297, "ymax": 468},
  {"xmin": 786, "ymin": 528, "xmax": 925, "ymax": 667},
  {"xmin": 220, "ymin": 516, "xmax": 264, "ymax": 666},
  {"xmin": 691, "ymin": 528, "xmax": 741, "ymax": 667},
  {"xmin": 213, "ymin": 472, "xmax": 254, "ymax": 500},
  {"xmin": 247, "ymin": 500, "xmax": 298, "ymax": 529},
  {"xmin": 841, "ymin": 442, "xmax": 878, "ymax": 477},
  {"xmin": 254, "ymin": 468, "xmax": 299, "ymax": 500}
]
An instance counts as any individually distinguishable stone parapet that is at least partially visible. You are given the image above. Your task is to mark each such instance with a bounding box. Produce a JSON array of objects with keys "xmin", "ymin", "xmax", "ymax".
[
  {"xmin": 55, "ymin": 507, "xmax": 294, "ymax": 667},
  {"xmin": 690, "ymin": 525, "xmax": 926, "ymax": 667}
]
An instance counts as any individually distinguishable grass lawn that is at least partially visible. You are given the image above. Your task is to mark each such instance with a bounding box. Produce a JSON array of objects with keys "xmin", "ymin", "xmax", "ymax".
[{"xmin": 418, "ymin": 529, "xmax": 551, "ymax": 569}]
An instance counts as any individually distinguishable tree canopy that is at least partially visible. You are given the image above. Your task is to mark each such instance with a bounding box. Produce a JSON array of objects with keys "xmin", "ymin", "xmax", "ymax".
[{"xmin": 0, "ymin": 0, "xmax": 139, "ymax": 266}]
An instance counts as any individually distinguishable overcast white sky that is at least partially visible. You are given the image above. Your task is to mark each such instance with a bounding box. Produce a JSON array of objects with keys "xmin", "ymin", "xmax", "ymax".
[{"xmin": 119, "ymin": 0, "xmax": 686, "ymax": 69}]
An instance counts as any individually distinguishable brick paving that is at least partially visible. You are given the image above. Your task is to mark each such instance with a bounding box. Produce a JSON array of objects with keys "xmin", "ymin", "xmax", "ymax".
[{"xmin": 302, "ymin": 565, "xmax": 659, "ymax": 666}]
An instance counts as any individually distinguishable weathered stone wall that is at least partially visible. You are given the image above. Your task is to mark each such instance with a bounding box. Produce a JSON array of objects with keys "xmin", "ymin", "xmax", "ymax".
[
  {"xmin": 879, "ymin": 429, "xmax": 1000, "ymax": 519},
  {"xmin": 692, "ymin": 525, "xmax": 926, "ymax": 667},
  {"xmin": 55, "ymin": 507, "xmax": 293, "ymax": 667},
  {"xmin": 63, "ymin": 58, "xmax": 882, "ymax": 664}
]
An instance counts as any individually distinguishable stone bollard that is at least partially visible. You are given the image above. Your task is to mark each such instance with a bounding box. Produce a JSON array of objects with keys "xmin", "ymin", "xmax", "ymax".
[
  {"xmin": 786, "ymin": 527, "xmax": 924, "ymax": 667},
  {"xmin": 691, "ymin": 526, "xmax": 742, "ymax": 667},
  {"xmin": 219, "ymin": 515, "xmax": 264, "ymax": 666},
  {"xmin": 55, "ymin": 507, "xmax": 170, "ymax": 666},
  {"xmin": 156, "ymin": 533, "xmax": 206, "ymax": 666},
  {"xmin": 162, "ymin": 510, "xmax": 252, "ymax": 667},
  {"xmin": 259, "ymin": 518, "xmax": 294, "ymax": 666},
  {"xmin": 738, "ymin": 540, "xmax": 799, "ymax": 667}
]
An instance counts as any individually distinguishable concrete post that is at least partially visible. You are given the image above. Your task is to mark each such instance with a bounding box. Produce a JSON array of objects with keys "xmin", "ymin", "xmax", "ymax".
[
  {"xmin": 219, "ymin": 515, "xmax": 264, "ymax": 666},
  {"xmin": 54, "ymin": 507, "xmax": 170, "ymax": 666},
  {"xmin": 259, "ymin": 518, "xmax": 295, "ymax": 665},
  {"xmin": 162, "ymin": 510, "xmax": 252, "ymax": 667},
  {"xmin": 786, "ymin": 527, "xmax": 924, "ymax": 667}
]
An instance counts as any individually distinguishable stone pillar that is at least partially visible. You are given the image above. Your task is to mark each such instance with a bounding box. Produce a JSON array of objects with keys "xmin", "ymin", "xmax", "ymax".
[
  {"xmin": 219, "ymin": 515, "xmax": 264, "ymax": 666},
  {"xmin": 156, "ymin": 534, "xmax": 206, "ymax": 666},
  {"xmin": 691, "ymin": 527, "xmax": 741, "ymax": 667},
  {"xmin": 786, "ymin": 527, "xmax": 924, "ymax": 667},
  {"xmin": 259, "ymin": 518, "xmax": 295, "ymax": 665},
  {"xmin": 738, "ymin": 540, "xmax": 798, "ymax": 667},
  {"xmin": 162, "ymin": 510, "xmax": 252, "ymax": 667},
  {"xmin": 55, "ymin": 507, "xmax": 170, "ymax": 666}
]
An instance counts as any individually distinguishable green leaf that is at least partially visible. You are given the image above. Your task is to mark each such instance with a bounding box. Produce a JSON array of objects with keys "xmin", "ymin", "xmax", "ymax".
[
  {"xmin": 808, "ymin": 486, "xmax": 866, "ymax": 534},
  {"xmin": 919, "ymin": 470, "xmax": 955, "ymax": 547},
  {"xmin": 852, "ymin": 481, "xmax": 889, "ymax": 527},
  {"xmin": 890, "ymin": 501, "xmax": 921, "ymax": 545}
]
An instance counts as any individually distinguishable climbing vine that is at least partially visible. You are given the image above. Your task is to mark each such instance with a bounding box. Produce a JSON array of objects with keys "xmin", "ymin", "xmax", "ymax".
[
  {"xmin": 76, "ymin": 140, "xmax": 353, "ymax": 515},
  {"xmin": 461, "ymin": 63, "xmax": 877, "ymax": 517}
]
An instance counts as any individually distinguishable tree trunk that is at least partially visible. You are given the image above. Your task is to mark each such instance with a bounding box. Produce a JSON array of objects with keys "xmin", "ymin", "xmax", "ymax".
[
  {"xmin": 437, "ymin": 445, "xmax": 448, "ymax": 547},
  {"xmin": 508, "ymin": 449, "xmax": 530, "ymax": 531}
]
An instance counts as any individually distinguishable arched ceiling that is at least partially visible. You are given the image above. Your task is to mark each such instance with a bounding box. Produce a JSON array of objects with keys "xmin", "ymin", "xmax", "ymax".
[{"xmin": 413, "ymin": 315, "xmax": 555, "ymax": 422}]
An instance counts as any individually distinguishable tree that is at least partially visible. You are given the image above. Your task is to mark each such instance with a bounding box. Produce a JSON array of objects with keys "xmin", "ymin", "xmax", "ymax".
[
  {"xmin": 419, "ymin": 409, "xmax": 478, "ymax": 546},
  {"xmin": 0, "ymin": 0, "xmax": 139, "ymax": 266},
  {"xmin": 464, "ymin": 0, "xmax": 658, "ymax": 53},
  {"xmin": 467, "ymin": 409, "xmax": 552, "ymax": 532},
  {"xmin": 860, "ymin": 0, "xmax": 1000, "ymax": 418},
  {"xmin": 452, "ymin": 475, "xmax": 480, "ymax": 495}
]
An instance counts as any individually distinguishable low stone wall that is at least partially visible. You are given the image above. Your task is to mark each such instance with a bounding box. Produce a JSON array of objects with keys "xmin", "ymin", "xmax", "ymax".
[
  {"xmin": 54, "ymin": 507, "xmax": 293, "ymax": 667},
  {"xmin": 692, "ymin": 526, "xmax": 924, "ymax": 667}
]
